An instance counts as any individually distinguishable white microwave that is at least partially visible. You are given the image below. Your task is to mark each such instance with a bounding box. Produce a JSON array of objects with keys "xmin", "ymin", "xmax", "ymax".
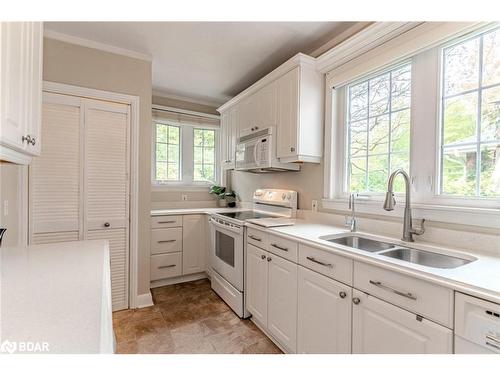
[{"xmin": 235, "ymin": 128, "xmax": 299, "ymax": 172}]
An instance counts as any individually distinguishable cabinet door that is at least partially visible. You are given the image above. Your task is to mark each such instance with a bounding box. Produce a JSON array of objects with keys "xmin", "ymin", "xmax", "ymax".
[
  {"xmin": 84, "ymin": 99, "xmax": 130, "ymax": 311},
  {"xmin": 220, "ymin": 111, "xmax": 229, "ymax": 166},
  {"xmin": 182, "ymin": 214, "xmax": 206, "ymax": 274},
  {"xmin": 268, "ymin": 253, "xmax": 298, "ymax": 353},
  {"xmin": 276, "ymin": 67, "xmax": 299, "ymax": 159},
  {"xmin": 228, "ymin": 105, "xmax": 238, "ymax": 165},
  {"xmin": 1, "ymin": 22, "xmax": 29, "ymax": 151},
  {"xmin": 246, "ymin": 243, "xmax": 268, "ymax": 327},
  {"xmin": 352, "ymin": 290, "xmax": 453, "ymax": 354},
  {"xmin": 256, "ymin": 81, "xmax": 277, "ymax": 129},
  {"xmin": 297, "ymin": 266, "xmax": 352, "ymax": 353},
  {"xmin": 238, "ymin": 95, "xmax": 256, "ymax": 138}
]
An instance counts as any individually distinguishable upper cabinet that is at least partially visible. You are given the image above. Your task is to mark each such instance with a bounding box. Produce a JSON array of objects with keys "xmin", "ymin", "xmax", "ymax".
[
  {"xmin": 218, "ymin": 53, "xmax": 324, "ymax": 167},
  {"xmin": 0, "ymin": 22, "xmax": 43, "ymax": 165}
]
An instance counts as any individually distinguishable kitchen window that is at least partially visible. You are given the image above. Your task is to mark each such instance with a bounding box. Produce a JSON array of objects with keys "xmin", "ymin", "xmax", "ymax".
[
  {"xmin": 152, "ymin": 120, "xmax": 219, "ymax": 186},
  {"xmin": 324, "ymin": 24, "xmax": 500, "ymax": 226}
]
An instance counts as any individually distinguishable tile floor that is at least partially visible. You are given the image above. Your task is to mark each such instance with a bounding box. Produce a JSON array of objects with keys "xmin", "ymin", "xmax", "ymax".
[{"xmin": 112, "ymin": 278, "xmax": 282, "ymax": 354}]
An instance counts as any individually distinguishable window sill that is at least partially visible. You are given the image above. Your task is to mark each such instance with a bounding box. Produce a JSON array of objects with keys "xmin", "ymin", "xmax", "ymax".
[
  {"xmin": 152, "ymin": 184, "xmax": 213, "ymax": 192},
  {"xmin": 322, "ymin": 198, "xmax": 500, "ymax": 229}
]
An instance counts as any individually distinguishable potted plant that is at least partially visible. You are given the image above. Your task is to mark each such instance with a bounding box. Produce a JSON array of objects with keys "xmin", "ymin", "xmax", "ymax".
[{"xmin": 209, "ymin": 185, "xmax": 236, "ymax": 207}]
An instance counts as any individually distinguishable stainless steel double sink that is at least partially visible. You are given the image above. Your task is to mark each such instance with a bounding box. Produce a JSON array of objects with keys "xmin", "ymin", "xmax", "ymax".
[{"xmin": 319, "ymin": 234, "xmax": 475, "ymax": 269}]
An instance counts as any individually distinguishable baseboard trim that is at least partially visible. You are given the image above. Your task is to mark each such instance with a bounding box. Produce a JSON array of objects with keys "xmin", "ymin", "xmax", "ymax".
[
  {"xmin": 150, "ymin": 272, "xmax": 208, "ymax": 289},
  {"xmin": 135, "ymin": 292, "xmax": 154, "ymax": 308}
]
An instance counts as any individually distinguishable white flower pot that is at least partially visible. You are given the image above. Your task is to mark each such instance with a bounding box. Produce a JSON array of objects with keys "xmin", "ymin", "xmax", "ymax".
[{"xmin": 218, "ymin": 199, "xmax": 227, "ymax": 207}]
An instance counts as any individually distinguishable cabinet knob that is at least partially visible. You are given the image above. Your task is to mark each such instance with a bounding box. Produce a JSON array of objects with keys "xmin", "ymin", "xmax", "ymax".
[
  {"xmin": 339, "ymin": 291, "xmax": 347, "ymax": 299},
  {"xmin": 290, "ymin": 147, "xmax": 295, "ymax": 152},
  {"xmin": 352, "ymin": 297, "xmax": 361, "ymax": 305},
  {"xmin": 254, "ymin": 126, "xmax": 259, "ymax": 130},
  {"xmin": 30, "ymin": 137, "xmax": 36, "ymax": 146},
  {"xmin": 267, "ymin": 256, "xmax": 272, "ymax": 262},
  {"xmin": 22, "ymin": 135, "xmax": 32, "ymax": 144},
  {"xmin": 261, "ymin": 254, "xmax": 266, "ymax": 260},
  {"xmin": 104, "ymin": 222, "xmax": 110, "ymax": 228}
]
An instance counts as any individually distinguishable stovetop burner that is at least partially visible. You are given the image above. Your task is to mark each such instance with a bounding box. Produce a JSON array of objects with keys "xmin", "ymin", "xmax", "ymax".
[{"xmin": 217, "ymin": 211, "xmax": 277, "ymax": 221}]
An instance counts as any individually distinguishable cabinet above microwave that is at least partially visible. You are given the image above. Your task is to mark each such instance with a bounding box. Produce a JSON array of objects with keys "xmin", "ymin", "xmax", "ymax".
[{"xmin": 218, "ymin": 53, "xmax": 324, "ymax": 167}]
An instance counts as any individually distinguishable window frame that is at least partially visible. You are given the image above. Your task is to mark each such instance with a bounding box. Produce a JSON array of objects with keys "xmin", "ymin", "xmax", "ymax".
[
  {"xmin": 323, "ymin": 24, "xmax": 500, "ymax": 227},
  {"xmin": 151, "ymin": 119, "xmax": 220, "ymax": 189}
]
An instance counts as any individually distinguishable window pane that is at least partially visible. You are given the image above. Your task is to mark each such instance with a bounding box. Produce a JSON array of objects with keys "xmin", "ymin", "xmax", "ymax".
[
  {"xmin": 350, "ymin": 157, "xmax": 366, "ymax": 192},
  {"xmin": 194, "ymin": 146, "xmax": 203, "ymax": 164},
  {"xmin": 391, "ymin": 109, "xmax": 411, "ymax": 153},
  {"xmin": 194, "ymin": 129, "xmax": 203, "ymax": 146},
  {"xmin": 391, "ymin": 65, "xmax": 412, "ymax": 111},
  {"xmin": 443, "ymin": 92, "xmax": 478, "ymax": 145},
  {"xmin": 204, "ymin": 130, "xmax": 215, "ymax": 147},
  {"xmin": 346, "ymin": 63, "xmax": 411, "ymax": 194},
  {"xmin": 203, "ymin": 165, "xmax": 215, "ymax": 182},
  {"xmin": 193, "ymin": 164, "xmax": 203, "ymax": 181},
  {"xmin": 482, "ymin": 28, "xmax": 500, "ymax": 86},
  {"xmin": 156, "ymin": 162, "xmax": 168, "ymax": 180},
  {"xmin": 204, "ymin": 147, "xmax": 215, "ymax": 164},
  {"xmin": 168, "ymin": 126, "xmax": 180, "ymax": 144},
  {"xmin": 369, "ymin": 73, "xmax": 390, "ymax": 117},
  {"xmin": 443, "ymin": 37, "xmax": 480, "ymax": 96},
  {"xmin": 167, "ymin": 163, "xmax": 179, "ymax": 180},
  {"xmin": 368, "ymin": 155, "xmax": 389, "ymax": 192},
  {"xmin": 156, "ymin": 143, "xmax": 167, "ymax": 162},
  {"xmin": 481, "ymin": 85, "xmax": 500, "ymax": 142},
  {"xmin": 480, "ymin": 144, "xmax": 500, "ymax": 196},
  {"xmin": 193, "ymin": 129, "xmax": 216, "ymax": 183},
  {"xmin": 156, "ymin": 124, "xmax": 168, "ymax": 143},
  {"xmin": 349, "ymin": 82, "xmax": 368, "ymax": 122},
  {"xmin": 168, "ymin": 145, "xmax": 179, "ymax": 164},
  {"xmin": 391, "ymin": 153, "xmax": 410, "ymax": 192},
  {"xmin": 442, "ymin": 147, "xmax": 477, "ymax": 196}
]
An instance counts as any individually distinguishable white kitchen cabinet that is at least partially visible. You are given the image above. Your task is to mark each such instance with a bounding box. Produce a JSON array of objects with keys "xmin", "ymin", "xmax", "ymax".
[
  {"xmin": 182, "ymin": 214, "xmax": 206, "ymax": 275},
  {"xmin": 352, "ymin": 289, "xmax": 453, "ymax": 354},
  {"xmin": 0, "ymin": 22, "xmax": 43, "ymax": 164},
  {"xmin": 246, "ymin": 243, "xmax": 269, "ymax": 326},
  {"xmin": 297, "ymin": 266, "xmax": 352, "ymax": 354},
  {"xmin": 221, "ymin": 106, "xmax": 238, "ymax": 169},
  {"xmin": 276, "ymin": 63, "xmax": 323, "ymax": 163},
  {"xmin": 267, "ymin": 252, "xmax": 298, "ymax": 353}
]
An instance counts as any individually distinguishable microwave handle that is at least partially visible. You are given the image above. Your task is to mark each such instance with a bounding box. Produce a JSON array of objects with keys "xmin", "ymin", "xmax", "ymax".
[{"xmin": 254, "ymin": 140, "xmax": 260, "ymax": 166}]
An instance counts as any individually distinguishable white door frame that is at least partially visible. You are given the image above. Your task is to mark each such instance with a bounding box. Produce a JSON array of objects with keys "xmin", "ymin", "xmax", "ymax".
[{"xmin": 30, "ymin": 81, "xmax": 141, "ymax": 309}]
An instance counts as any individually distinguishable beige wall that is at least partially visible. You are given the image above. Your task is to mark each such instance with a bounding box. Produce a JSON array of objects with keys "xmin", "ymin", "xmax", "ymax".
[
  {"xmin": 43, "ymin": 38, "xmax": 152, "ymax": 296},
  {"xmin": 0, "ymin": 163, "xmax": 22, "ymax": 246},
  {"xmin": 229, "ymin": 163, "xmax": 324, "ymax": 210}
]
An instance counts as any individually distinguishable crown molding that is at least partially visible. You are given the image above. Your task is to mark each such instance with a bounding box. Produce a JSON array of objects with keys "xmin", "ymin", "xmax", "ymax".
[
  {"xmin": 217, "ymin": 52, "xmax": 317, "ymax": 113},
  {"xmin": 316, "ymin": 22, "xmax": 422, "ymax": 74},
  {"xmin": 43, "ymin": 29, "xmax": 152, "ymax": 62},
  {"xmin": 152, "ymin": 89, "xmax": 223, "ymax": 108}
]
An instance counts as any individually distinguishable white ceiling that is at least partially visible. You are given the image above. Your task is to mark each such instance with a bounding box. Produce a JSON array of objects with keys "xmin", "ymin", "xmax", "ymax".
[{"xmin": 44, "ymin": 22, "xmax": 356, "ymax": 106}]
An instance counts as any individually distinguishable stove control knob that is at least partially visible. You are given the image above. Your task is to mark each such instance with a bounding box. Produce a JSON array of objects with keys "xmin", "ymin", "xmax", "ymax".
[{"xmin": 282, "ymin": 193, "xmax": 286, "ymax": 200}]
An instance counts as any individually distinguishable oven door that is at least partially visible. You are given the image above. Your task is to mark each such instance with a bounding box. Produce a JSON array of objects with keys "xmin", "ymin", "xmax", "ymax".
[{"xmin": 209, "ymin": 218, "xmax": 244, "ymax": 291}]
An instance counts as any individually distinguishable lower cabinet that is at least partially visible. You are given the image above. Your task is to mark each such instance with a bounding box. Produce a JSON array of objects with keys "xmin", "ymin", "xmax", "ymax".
[
  {"xmin": 246, "ymin": 243, "xmax": 298, "ymax": 353},
  {"xmin": 297, "ymin": 266, "xmax": 352, "ymax": 353},
  {"xmin": 352, "ymin": 289, "xmax": 453, "ymax": 354},
  {"xmin": 182, "ymin": 214, "xmax": 206, "ymax": 275}
]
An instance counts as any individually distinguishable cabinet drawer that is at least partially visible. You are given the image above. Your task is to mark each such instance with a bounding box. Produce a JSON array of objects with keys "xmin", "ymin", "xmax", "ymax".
[
  {"xmin": 268, "ymin": 234, "xmax": 298, "ymax": 263},
  {"xmin": 151, "ymin": 252, "xmax": 182, "ymax": 281},
  {"xmin": 247, "ymin": 227, "xmax": 268, "ymax": 250},
  {"xmin": 353, "ymin": 261, "xmax": 453, "ymax": 328},
  {"xmin": 151, "ymin": 228, "xmax": 182, "ymax": 255},
  {"xmin": 299, "ymin": 244, "xmax": 353, "ymax": 285},
  {"xmin": 151, "ymin": 215, "xmax": 182, "ymax": 229}
]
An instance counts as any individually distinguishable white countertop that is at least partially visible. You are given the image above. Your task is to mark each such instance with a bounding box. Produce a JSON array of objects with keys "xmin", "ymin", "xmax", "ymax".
[
  {"xmin": 153, "ymin": 207, "xmax": 500, "ymax": 305},
  {"xmin": 0, "ymin": 240, "xmax": 114, "ymax": 354},
  {"xmin": 151, "ymin": 207, "xmax": 243, "ymax": 216}
]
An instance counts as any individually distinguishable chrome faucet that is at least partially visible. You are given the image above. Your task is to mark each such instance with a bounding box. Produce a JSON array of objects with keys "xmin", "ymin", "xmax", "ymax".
[
  {"xmin": 347, "ymin": 193, "xmax": 357, "ymax": 232},
  {"xmin": 383, "ymin": 169, "xmax": 425, "ymax": 242}
]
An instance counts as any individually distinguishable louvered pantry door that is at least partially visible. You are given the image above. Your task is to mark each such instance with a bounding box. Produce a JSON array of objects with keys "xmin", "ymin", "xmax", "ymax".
[
  {"xmin": 30, "ymin": 92, "xmax": 82, "ymax": 244},
  {"xmin": 84, "ymin": 99, "xmax": 130, "ymax": 311}
]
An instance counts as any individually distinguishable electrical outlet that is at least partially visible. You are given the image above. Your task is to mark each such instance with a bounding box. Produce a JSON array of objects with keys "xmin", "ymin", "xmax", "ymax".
[
  {"xmin": 311, "ymin": 200, "xmax": 318, "ymax": 212},
  {"xmin": 181, "ymin": 194, "xmax": 188, "ymax": 201}
]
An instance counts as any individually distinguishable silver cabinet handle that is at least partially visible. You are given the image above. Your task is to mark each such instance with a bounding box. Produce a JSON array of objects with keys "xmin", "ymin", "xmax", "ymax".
[
  {"xmin": 271, "ymin": 243, "xmax": 288, "ymax": 252},
  {"xmin": 267, "ymin": 257, "xmax": 272, "ymax": 262},
  {"xmin": 352, "ymin": 297, "xmax": 361, "ymax": 305},
  {"xmin": 158, "ymin": 220, "xmax": 176, "ymax": 224},
  {"xmin": 158, "ymin": 239, "xmax": 176, "ymax": 243},
  {"xmin": 158, "ymin": 264, "xmax": 176, "ymax": 269},
  {"xmin": 306, "ymin": 256, "xmax": 333, "ymax": 268},
  {"xmin": 486, "ymin": 342, "xmax": 500, "ymax": 350},
  {"xmin": 339, "ymin": 291, "xmax": 347, "ymax": 299},
  {"xmin": 486, "ymin": 334, "xmax": 500, "ymax": 344},
  {"xmin": 369, "ymin": 280, "xmax": 417, "ymax": 301},
  {"xmin": 249, "ymin": 235, "xmax": 262, "ymax": 242},
  {"xmin": 261, "ymin": 254, "xmax": 266, "ymax": 260}
]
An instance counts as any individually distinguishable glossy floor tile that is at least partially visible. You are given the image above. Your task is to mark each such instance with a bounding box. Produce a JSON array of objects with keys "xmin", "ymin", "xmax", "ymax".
[{"xmin": 112, "ymin": 278, "xmax": 282, "ymax": 354}]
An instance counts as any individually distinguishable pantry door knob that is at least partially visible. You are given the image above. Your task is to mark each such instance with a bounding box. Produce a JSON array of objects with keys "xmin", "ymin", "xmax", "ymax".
[
  {"xmin": 267, "ymin": 257, "xmax": 272, "ymax": 262},
  {"xmin": 339, "ymin": 291, "xmax": 347, "ymax": 299},
  {"xmin": 352, "ymin": 297, "xmax": 361, "ymax": 305},
  {"xmin": 104, "ymin": 222, "xmax": 110, "ymax": 228},
  {"xmin": 261, "ymin": 254, "xmax": 266, "ymax": 260}
]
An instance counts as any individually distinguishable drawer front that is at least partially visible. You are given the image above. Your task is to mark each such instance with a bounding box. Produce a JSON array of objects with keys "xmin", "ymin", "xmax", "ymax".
[
  {"xmin": 268, "ymin": 234, "xmax": 298, "ymax": 263},
  {"xmin": 151, "ymin": 228, "xmax": 183, "ymax": 255},
  {"xmin": 151, "ymin": 215, "xmax": 183, "ymax": 229},
  {"xmin": 151, "ymin": 252, "xmax": 182, "ymax": 281},
  {"xmin": 353, "ymin": 261, "xmax": 453, "ymax": 328},
  {"xmin": 247, "ymin": 227, "xmax": 268, "ymax": 250},
  {"xmin": 299, "ymin": 244, "xmax": 353, "ymax": 285}
]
